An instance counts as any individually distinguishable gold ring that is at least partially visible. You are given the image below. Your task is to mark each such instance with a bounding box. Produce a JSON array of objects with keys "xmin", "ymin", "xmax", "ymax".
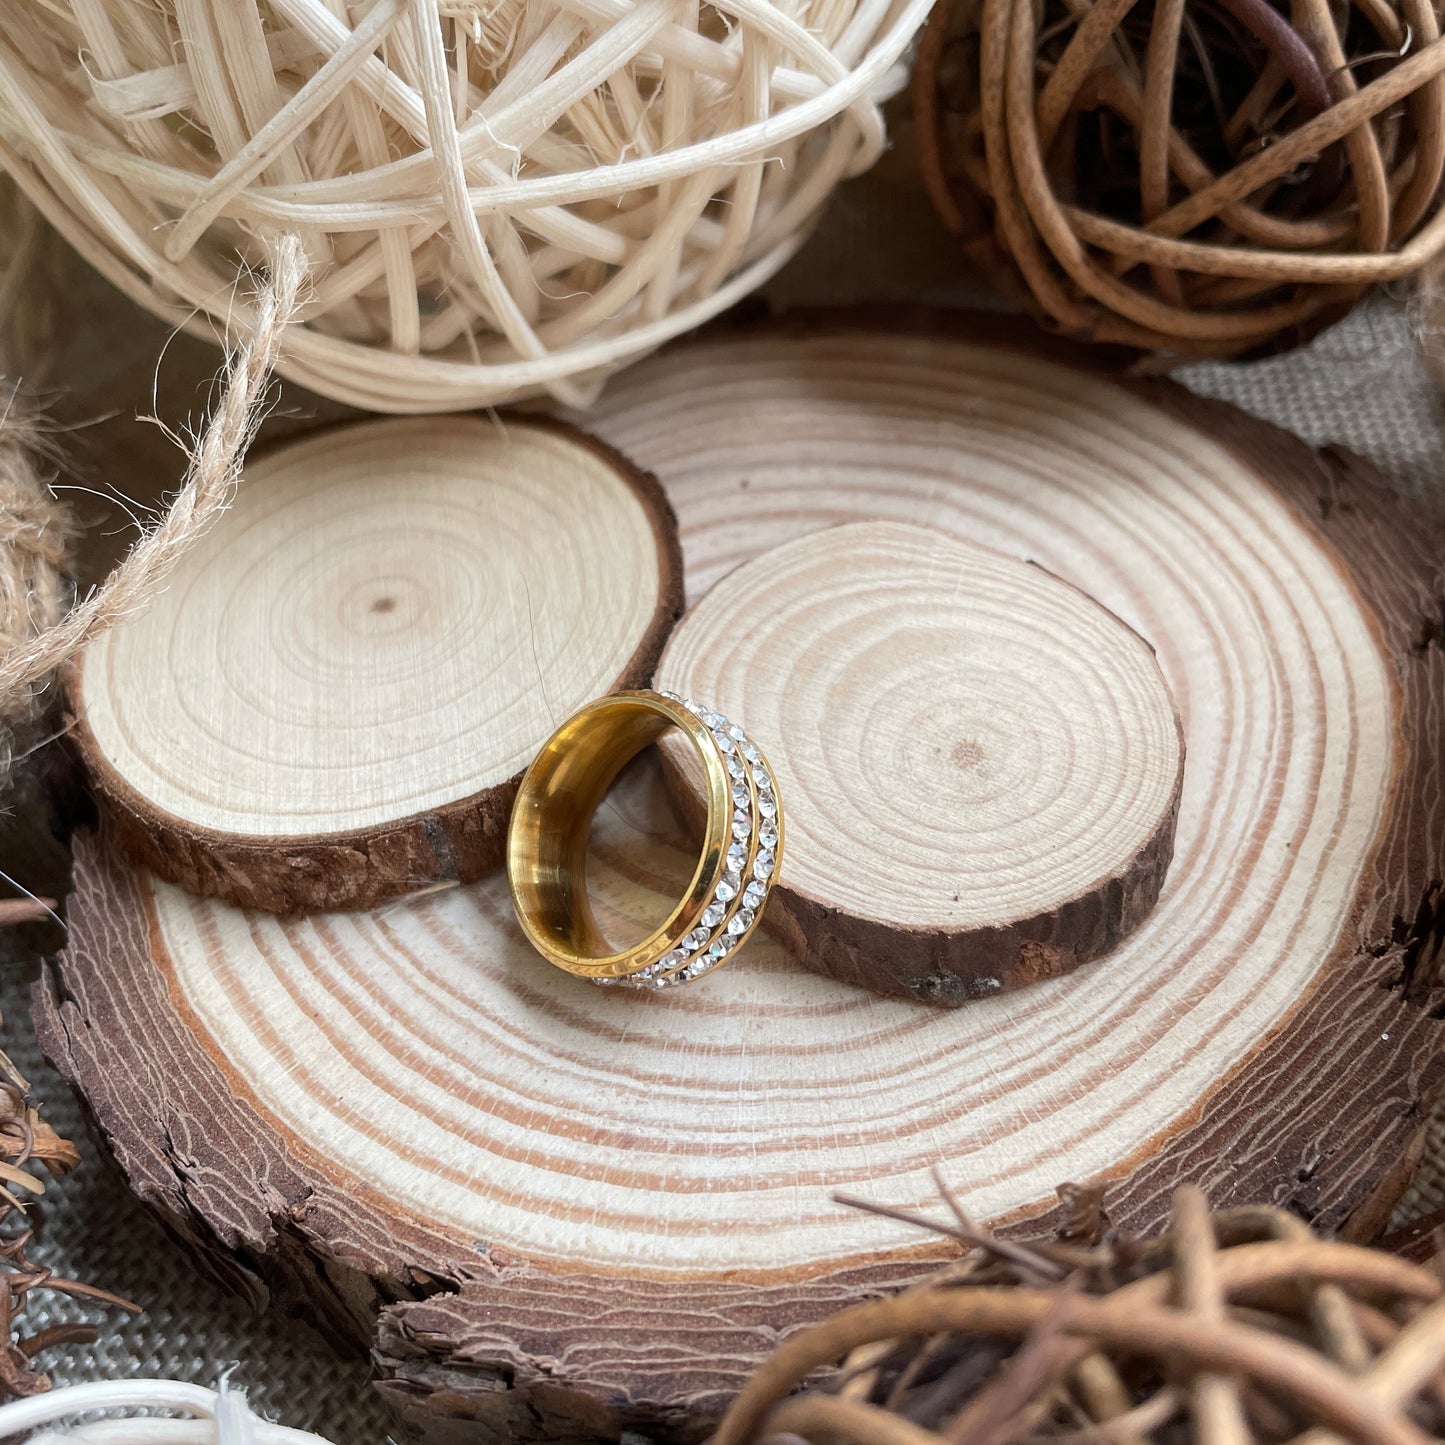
[{"xmin": 507, "ymin": 689, "xmax": 783, "ymax": 990}]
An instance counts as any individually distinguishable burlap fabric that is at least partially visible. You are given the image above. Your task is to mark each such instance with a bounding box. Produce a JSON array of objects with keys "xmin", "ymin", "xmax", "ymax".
[
  {"xmin": 2, "ymin": 147, "xmax": 1443, "ymax": 1443},
  {"xmin": 0, "ymin": 971, "xmax": 393, "ymax": 1442}
]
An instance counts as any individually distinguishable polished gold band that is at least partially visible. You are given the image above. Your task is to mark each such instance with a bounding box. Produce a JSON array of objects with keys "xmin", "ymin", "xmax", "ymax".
[{"xmin": 506, "ymin": 689, "xmax": 783, "ymax": 989}]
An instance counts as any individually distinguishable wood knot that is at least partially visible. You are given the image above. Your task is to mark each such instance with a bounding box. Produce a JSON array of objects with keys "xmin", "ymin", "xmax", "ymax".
[{"xmin": 951, "ymin": 738, "xmax": 985, "ymax": 771}]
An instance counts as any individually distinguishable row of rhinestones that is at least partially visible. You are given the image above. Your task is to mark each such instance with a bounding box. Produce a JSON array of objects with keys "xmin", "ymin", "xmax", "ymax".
[{"xmin": 596, "ymin": 692, "xmax": 777, "ymax": 990}]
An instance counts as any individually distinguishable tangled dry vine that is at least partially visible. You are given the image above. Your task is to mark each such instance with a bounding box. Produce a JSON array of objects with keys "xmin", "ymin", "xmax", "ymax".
[{"xmin": 715, "ymin": 1177, "xmax": 1445, "ymax": 1444}]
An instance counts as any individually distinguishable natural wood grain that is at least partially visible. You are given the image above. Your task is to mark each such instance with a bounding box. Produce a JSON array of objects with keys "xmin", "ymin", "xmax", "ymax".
[
  {"xmin": 65, "ymin": 415, "xmax": 682, "ymax": 912},
  {"xmin": 35, "ymin": 321, "xmax": 1445, "ymax": 1445},
  {"xmin": 656, "ymin": 521, "xmax": 1184, "ymax": 1001}
]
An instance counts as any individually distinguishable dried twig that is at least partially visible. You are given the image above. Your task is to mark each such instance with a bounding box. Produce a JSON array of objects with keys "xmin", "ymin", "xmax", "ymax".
[{"xmin": 832, "ymin": 1186, "xmax": 1069, "ymax": 1283}]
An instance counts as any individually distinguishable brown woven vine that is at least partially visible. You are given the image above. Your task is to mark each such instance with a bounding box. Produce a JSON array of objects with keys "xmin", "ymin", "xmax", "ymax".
[
  {"xmin": 914, "ymin": 0, "xmax": 1445, "ymax": 357},
  {"xmin": 714, "ymin": 1180, "xmax": 1445, "ymax": 1444}
]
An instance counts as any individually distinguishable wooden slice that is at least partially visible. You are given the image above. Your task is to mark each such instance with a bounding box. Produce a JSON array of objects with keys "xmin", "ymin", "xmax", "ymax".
[
  {"xmin": 65, "ymin": 415, "xmax": 682, "ymax": 912},
  {"xmin": 656, "ymin": 521, "xmax": 1184, "ymax": 1001},
  {"xmin": 36, "ymin": 320, "xmax": 1445, "ymax": 1445}
]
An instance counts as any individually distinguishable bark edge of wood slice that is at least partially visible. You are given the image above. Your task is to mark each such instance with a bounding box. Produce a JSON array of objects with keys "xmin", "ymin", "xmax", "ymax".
[
  {"xmin": 64, "ymin": 414, "xmax": 683, "ymax": 913},
  {"xmin": 34, "ymin": 318, "xmax": 1445, "ymax": 1445},
  {"xmin": 658, "ymin": 519, "xmax": 1185, "ymax": 1002}
]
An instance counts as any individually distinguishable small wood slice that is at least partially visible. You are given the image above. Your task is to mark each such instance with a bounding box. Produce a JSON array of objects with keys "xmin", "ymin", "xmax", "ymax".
[
  {"xmin": 37, "ymin": 320, "xmax": 1445, "ymax": 1445},
  {"xmin": 656, "ymin": 521, "xmax": 1185, "ymax": 1001},
  {"xmin": 66, "ymin": 415, "xmax": 682, "ymax": 912}
]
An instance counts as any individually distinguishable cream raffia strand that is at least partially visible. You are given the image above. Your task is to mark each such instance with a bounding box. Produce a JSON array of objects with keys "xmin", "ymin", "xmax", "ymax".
[
  {"xmin": 618, "ymin": 691, "xmax": 784, "ymax": 988},
  {"xmin": 0, "ymin": 0, "xmax": 932, "ymax": 413},
  {"xmin": 0, "ymin": 232, "xmax": 307, "ymax": 763}
]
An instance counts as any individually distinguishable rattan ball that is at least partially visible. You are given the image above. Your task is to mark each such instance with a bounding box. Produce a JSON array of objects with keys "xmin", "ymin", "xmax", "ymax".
[
  {"xmin": 0, "ymin": 0, "xmax": 926, "ymax": 412},
  {"xmin": 914, "ymin": 0, "xmax": 1445, "ymax": 358}
]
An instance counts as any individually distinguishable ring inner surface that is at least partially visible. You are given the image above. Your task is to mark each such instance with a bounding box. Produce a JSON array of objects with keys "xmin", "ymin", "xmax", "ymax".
[{"xmin": 512, "ymin": 697, "xmax": 722, "ymax": 972}]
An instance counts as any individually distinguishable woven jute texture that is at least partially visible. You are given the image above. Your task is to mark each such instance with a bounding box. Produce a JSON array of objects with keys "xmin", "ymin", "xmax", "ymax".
[
  {"xmin": 0, "ymin": 970, "xmax": 396, "ymax": 1442},
  {"xmin": 2, "ymin": 143, "xmax": 1444, "ymax": 1442}
]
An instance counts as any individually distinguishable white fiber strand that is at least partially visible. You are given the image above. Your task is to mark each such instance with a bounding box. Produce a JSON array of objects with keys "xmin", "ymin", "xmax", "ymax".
[{"xmin": 0, "ymin": 1378, "xmax": 335, "ymax": 1445}]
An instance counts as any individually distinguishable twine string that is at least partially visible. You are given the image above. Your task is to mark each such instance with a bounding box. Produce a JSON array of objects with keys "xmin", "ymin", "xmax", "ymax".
[
  {"xmin": 0, "ymin": 232, "xmax": 308, "ymax": 743},
  {"xmin": 0, "ymin": 393, "xmax": 72, "ymax": 778},
  {"xmin": 0, "ymin": 176, "xmax": 71, "ymax": 781}
]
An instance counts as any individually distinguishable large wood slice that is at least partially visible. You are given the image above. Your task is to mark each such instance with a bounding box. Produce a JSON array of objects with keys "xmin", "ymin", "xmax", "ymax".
[
  {"xmin": 66, "ymin": 415, "xmax": 682, "ymax": 912},
  {"xmin": 37, "ymin": 320, "xmax": 1445, "ymax": 1445},
  {"xmin": 655, "ymin": 520, "xmax": 1185, "ymax": 1001}
]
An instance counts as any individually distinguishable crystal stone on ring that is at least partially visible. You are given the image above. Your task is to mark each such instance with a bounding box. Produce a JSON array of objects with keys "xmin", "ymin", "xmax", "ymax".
[{"xmin": 594, "ymin": 690, "xmax": 784, "ymax": 992}]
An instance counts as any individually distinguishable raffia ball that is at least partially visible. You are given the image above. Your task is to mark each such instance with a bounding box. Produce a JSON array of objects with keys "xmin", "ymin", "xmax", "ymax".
[
  {"xmin": 0, "ymin": 0, "xmax": 926, "ymax": 412},
  {"xmin": 914, "ymin": 0, "xmax": 1445, "ymax": 358}
]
